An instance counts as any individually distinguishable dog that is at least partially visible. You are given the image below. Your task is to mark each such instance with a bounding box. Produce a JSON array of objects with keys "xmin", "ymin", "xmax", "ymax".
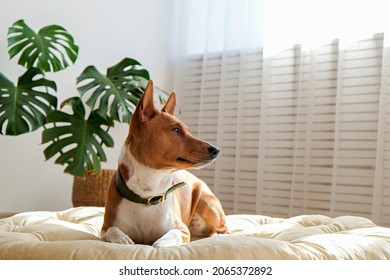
[{"xmin": 101, "ymin": 80, "xmax": 228, "ymax": 247}]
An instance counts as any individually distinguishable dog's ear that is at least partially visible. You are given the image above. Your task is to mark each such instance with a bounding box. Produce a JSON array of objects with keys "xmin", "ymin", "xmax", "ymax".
[
  {"xmin": 132, "ymin": 80, "xmax": 157, "ymax": 125},
  {"xmin": 161, "ymin": 92, "xmax": 176, "ymax": 115}
]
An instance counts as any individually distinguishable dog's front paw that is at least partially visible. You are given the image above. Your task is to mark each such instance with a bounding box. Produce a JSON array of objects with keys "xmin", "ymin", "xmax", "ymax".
[
  {"xmin": 102, "ymin": 227, "xmax": 135, "ymax": 245},
  {"xmin": 153, "ymin": 229, "xmax": 183, "ymax": 248}
]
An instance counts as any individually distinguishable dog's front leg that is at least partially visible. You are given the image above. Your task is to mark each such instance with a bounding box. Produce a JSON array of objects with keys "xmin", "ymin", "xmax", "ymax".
[
  {"xmin": 101, "ymin": 227, "xmax": 135, "ymax": 245},
  {"xmin": 152, "ymin": 225, "xmax": 190, "ymax": 248}
]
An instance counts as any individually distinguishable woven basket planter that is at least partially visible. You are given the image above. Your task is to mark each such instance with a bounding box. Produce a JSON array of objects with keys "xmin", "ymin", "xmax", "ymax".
[{"xmin": 72, "ymin": 169, "xmax": 116, "ymax": 207}]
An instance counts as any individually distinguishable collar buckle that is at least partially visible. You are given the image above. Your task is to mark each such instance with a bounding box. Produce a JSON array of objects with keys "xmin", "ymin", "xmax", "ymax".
[{"xmin": 146, "ymin": 193, "xmax": 167, "ymax": 207}]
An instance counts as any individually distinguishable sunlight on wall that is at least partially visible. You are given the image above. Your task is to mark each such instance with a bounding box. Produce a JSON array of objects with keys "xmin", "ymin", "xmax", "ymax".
[{"xmin": 263, "ymin": 0, "xmax": 390, "ymax": 56}]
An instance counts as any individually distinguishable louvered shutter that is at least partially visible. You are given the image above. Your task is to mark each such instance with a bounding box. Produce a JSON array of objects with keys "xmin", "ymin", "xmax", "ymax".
[{"xmin": 178, "ymin": 33, "xmax": 390, "ymax": 226}]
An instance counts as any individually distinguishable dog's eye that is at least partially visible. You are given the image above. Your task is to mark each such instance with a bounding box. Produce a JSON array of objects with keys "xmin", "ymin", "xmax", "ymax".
[{"xmin": 172, "ymin": 127, "xmax": 181, "ymax": 134}]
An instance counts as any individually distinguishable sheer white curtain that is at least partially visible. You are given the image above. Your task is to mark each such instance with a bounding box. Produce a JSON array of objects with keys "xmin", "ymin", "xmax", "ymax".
[{"xmin": 171, "ymin": 0, "xmax": 390, "ymax": 226}]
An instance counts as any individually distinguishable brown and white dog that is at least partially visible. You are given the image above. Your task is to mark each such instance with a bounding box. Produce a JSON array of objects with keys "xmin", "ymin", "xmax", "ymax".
[{"xmin": 101, "ymin": 80, "xmax": 228, "ymax": 247}]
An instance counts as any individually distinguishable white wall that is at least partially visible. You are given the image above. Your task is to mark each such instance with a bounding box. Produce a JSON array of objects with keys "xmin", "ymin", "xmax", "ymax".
[{"xmin": 0, "ymin": 0, "xmax": 174, "ymax": 212}]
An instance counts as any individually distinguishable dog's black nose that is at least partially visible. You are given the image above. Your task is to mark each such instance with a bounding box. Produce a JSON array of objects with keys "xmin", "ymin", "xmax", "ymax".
[{"xmin": 208, "ymin": 145, "xmax": 220, "ymax": 157}]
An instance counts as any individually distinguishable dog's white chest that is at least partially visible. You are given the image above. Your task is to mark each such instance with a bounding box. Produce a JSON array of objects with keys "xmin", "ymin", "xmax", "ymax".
[{"xmin": 113, "ymin": 198, "xmax": 176, "ymax": 245}]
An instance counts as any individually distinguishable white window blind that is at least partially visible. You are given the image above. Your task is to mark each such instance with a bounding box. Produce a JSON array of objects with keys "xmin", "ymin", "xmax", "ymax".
[{"xmin": 178, "ymin": 33, "xmax": 390, "ymax": 227}]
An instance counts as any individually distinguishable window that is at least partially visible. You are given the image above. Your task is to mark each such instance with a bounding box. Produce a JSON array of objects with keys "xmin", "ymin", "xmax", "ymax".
[{"xmin": 172, "ymin": 0, "xmax": 390, "ymax": 226}]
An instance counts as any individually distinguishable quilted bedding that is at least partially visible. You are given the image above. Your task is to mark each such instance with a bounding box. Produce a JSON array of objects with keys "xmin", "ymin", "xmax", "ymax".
[{"xmin": 0, "ymin": 207, "xmax": 390, "ymax": 259}]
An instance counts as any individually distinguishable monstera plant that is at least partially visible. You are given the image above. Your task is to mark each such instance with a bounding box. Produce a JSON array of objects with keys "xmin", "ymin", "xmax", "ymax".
[
  {"xmin": 0, "ymin": 19, "xmax": 78, "ymax": 135},
  {"xmin": 0, "ymin": 19, "xmax": 168, "ymax": 178}
]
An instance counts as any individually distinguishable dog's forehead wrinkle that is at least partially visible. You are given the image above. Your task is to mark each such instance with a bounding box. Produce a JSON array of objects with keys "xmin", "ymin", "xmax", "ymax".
[{"xmin": 159, "ymin": 113, "xmax": 183, "ymax": 126}]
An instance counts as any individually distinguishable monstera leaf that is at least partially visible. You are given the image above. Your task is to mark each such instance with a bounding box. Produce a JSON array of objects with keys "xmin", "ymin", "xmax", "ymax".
[
  {"xmin": 42, "ymin": 97, "xmax": 114, "ymax": 177},
  {"xmin": 76, "ymin": 58, "xmax": 151, "ymax": 123},
  {"xmin": 0, "ymin": 68, "xmax": 57, "ymax": 135},
  {"xmin": 7, "ymin": 19, "xmax": 78, "ymax": 72}
]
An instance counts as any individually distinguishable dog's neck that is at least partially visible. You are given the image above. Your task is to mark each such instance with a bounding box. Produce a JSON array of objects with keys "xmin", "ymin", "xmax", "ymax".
[{"xmin": 118, "ymin": 144, "xmax": 175, "ymax": 198}]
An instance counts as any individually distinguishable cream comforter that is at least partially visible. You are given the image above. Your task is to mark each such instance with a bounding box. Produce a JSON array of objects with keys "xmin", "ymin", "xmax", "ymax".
[{"xmin": 0, "ymin": 207, "xmax": 389, "ymax": 259}]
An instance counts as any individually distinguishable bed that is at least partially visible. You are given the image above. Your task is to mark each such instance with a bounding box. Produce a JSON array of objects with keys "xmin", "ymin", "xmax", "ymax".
[{"xmin": 1, "ymin": 206, "xmax": 390, "ymax": 259}]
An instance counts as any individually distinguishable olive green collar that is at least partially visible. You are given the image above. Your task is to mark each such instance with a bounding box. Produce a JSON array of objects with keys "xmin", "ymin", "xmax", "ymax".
[{"xmin": 115, "ymin": 169, "xmax": 185, "ymax": 207}]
